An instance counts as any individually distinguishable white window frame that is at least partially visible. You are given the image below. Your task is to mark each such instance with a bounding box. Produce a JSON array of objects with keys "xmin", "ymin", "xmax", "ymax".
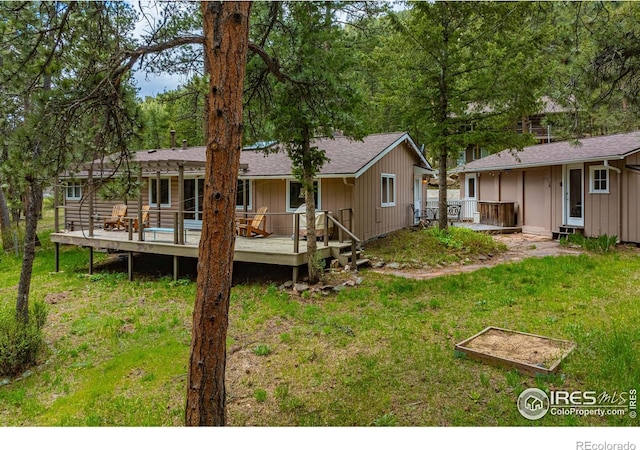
[
  {"xmin": 65, "ymin": 181, "xmax": 83, "ymax": 200},
  {"xmin": 381, "ymin": 173, "xmax": 396, "ymax": 207},
  {"xmin": 236, "ymin": 179, "xmax": 253, "ymax": 210},
  {"xmin": 149, "ymin": 178, "xmax": 171, "ymax": 207},
  {"xmin": 589, "ymin": 165, "xmax": 609, "ymax": 194},
  {"xmin": 286, "ymin": 179, "xmax": 321, "ymax": 212}
]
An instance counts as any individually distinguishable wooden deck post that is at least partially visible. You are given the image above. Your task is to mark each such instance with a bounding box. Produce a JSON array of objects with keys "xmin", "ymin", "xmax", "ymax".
[
  {"xmin": 88, "ymin": 247, "xmax": 93, "ymax": 275},
  {"xmin": 128, "ymin": 251, "xmax": 133, "ymax": 281},
  {"xmin": 88, "ymin": 166, "xmax": 94, "ymax": 237},
  {"xmin": 293, "ymin": 213, "xmax": 300, "ymax": 253},
  {"xmin": 323, "ymin": 212, "xmax": 329, "ymax": 247},
  {"xmin": 53, "ymin": 182, "xmax": 59, "ymax": 233},
  {"xmin": 55, "ymin": 242, "xmax": 59, "ymax": 272},
  {"xmin": 156, "ymin": 171, "xmax": 162, "ymax": 227},
  {"xmin": 173, "ymin": 255, "xmax": 179, "ymax": 281},
  {"xmin": 292, "ymin": 266, "xmax": 299, "ymax": 284},
  {"xmin": 173, "ymin": 212, "xmax": 179, "ymax": 245},
  {"xmin": 178, "ymin": 165, "xmax": 184, "ymax": 245},
  {"xmin": 138, "ymin": 167, "xmax": 143, "ymax": 241}
]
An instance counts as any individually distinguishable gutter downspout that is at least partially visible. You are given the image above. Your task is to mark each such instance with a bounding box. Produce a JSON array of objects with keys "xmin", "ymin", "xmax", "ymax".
[{"xmin": 604, "ymin": 160, "xmax": 622, "ymax": 242}]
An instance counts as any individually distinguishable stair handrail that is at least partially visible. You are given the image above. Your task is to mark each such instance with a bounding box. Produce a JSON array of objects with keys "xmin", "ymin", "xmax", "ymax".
[{"xmin": 324, "ymin": 213, "xmax": 361, "ymax": 270}]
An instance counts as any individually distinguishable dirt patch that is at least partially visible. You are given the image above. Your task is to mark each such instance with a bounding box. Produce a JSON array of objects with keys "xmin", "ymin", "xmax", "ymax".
[
  {"xmin": 372, "ymin": 233, "xmax": 585, "ymax": 280},
  {"xmin": 461, "ymin": 328, "xmax": 574, "ymax": 369}
]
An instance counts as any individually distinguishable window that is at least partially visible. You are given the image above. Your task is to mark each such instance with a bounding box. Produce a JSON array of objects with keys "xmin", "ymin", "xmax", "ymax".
[
  {"xmin": 381, "ymin": 174, "xmax": 396, "ymax": 207},
  {"xmin": 183, "ymin": 178, "xmax": 204, "ymax": 220},
  {"xmin": 236, "ymin": 179, "xmax": 252, "ymax": 210},
  {"xmin": 589, "ymin": 166, "xmax": 609, "ymax": 194},
  {"xmin": 65, "ymin": 181, "xmax": 83, "ymax": 200},
  {"xmin": 472, "ymin": 147, "xmax": 488, "ymax": 160},
  {"xmin": 149, "ymin": 178, "xmax": 171, "ymax": 207},
  {"xmin": 466, "ymin": 175, "xmax": 476, "ymax": 199},
  {"xmin": 287, "ymin": 180, "xmax": 320, "ymax": 212}
]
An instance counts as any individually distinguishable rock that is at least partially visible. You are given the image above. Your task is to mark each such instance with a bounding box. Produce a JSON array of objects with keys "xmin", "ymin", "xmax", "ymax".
[
  {"xmin": 386, "ymin": 262, "xmax": 401, "ymax": 270},
  {"xmin": 0, "ymin": 378, "xmax": 9, "ymax": 387},
  {"xmin": 372, "ymin": 261, "xmax": 385, "ymax": 269},
  {"xmin": 343, "ymin": 280, "xmax": 355, "ymax": 287},
  {"xmin": 283, "ymin": 280, "xmax": 294, "ymax": 289},
  {"xmin": 302, "ymin": 277, "xmax": 309, "ymax": 282},
  {"xmin": 478, "ymin": 255, "xmax": 488, "ymax": 261},
  {"xmin": 343, "ymin": 265, "xmax": 351, "ymax": 272},
  {"xmin": 355, "ymin": 277, "xmax": 363, "ymax": 285},
  {"xmin": 329, "ymin": 259, "xmax": 340, "ymax": 269},
  {"xmin": 294, "ymin": 283, "xmax": 309, "ymax": 293},
  {"xmin": 333, "ymin": 285, "xmax": 346, "ymax": 292},
  {"xmin": 320, "ymin": 284, "xmax": 334, "ymax": 291}
]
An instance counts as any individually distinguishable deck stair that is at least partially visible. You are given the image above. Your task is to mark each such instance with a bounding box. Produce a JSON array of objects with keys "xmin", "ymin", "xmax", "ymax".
[
  {"xmin": 552, "ymin": 226, "xmax": 584, "ymax": 241},
  {"xmin": 331, "ymin": 242, "xmax": 370, "ymax": 269}
]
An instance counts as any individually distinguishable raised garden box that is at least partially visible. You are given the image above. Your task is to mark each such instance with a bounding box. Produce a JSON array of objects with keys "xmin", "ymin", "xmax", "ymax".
[{"xmin": 454, "ymin": 326, "xmax": 576, "ymax": 377}]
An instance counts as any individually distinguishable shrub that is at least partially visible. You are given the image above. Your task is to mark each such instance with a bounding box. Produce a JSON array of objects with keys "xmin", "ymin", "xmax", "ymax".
[
  {"xmin": 0, "ymin": 300, "xmax": 47, "ymax": 376},
  {"xmin": 561, "ymin": 234, "xmax": 618, "ymax": 253}
]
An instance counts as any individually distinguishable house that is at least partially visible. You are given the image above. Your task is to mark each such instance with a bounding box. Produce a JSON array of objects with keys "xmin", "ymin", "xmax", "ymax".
[
  {"xmin": 459, "ymin": 131, "xmax": 640, "ymax": 242},
  {"xmin": 61, "ymin": 131, "xmax": 433, "ymax": 242},
  {"xmin": 456, "ymin": 97, "xmax": 569, "ymax": 167}
]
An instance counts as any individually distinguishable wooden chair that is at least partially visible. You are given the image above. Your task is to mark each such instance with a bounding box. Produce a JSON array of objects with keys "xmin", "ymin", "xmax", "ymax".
[
  {"xmin": 103, "ymin": 204, "xmax": 127, "ymax": 230},
  {"xmin": 125, "ymin": 205, "xmax": 150, "ymax": 232},
  {"xmin": 236, "ymin": 206, "xmax": 271, "ymax": 238}
]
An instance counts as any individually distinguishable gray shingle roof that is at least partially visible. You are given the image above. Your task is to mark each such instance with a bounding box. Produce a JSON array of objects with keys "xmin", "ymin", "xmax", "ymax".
[
  {"xmin": 134, "ymin": 132, "xmax": 431, "ymax": 177},
  {"xmin": 461, "ymin": 131, "xmax": 640, "ymax": 172}
]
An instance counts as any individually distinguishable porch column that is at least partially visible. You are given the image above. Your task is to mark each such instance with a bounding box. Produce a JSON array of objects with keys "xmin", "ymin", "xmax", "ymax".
[
  {"xmin": 53, "ymin": 181, "xmax": 59, "ymax": 233},
  {"xmin": 173, "ymin": 255, "xmax": 179, "ymax": 281},
  {"xmin": 128, "ymin": 251, "xmax": 133, "ymax": 282},
  {"xmin": 88, "ymin": 166, "xmax": 94, "ymax": 237},
  {"xmin": 55, "ymin": 243, "xmax": 59, "ymax": 272},
  {"xmin": 138, "ymin": 167, "xmax": 143, "ymax": 241},
  {"xmin": 88, "ymin": 247, "xmax": 93, "ymax": 275},
  {"xmin": 156, "ymin": 171, "xmax": 161, "ymax": 227},
  {"xmin": 178, "ymin": 164, "xmax": 184, "ymax": 245}
]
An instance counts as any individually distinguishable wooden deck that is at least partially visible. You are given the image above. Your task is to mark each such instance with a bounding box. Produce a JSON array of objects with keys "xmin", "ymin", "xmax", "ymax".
[{"xmin": 50, "ymin": 229, "xmax": 353, "ymax": 281}]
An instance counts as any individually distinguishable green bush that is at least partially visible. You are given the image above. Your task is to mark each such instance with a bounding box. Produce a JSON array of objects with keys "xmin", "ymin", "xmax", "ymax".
[
  {"xmin": 0, "ymin": 300, "xmax": 47, "ymax": 376},
  {"xmin": 561, "ymin": 234, "xmax": 618, "ymax": 253}
]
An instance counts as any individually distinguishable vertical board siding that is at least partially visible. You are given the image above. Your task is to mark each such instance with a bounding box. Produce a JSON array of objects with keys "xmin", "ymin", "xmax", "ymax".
[
  {"xmin": 354, "ymin": 142, "xmax": 421, "ymax": 240},
  {"xmin": 623, "ymin": 155, "xmax": 640, "ymax": 242},
  {"xmin": 522, "ymin": 167, "xmax": 552, "ymax": 235},
  {"xmin": 478, "ymin": 174, "xmax": 498, "ymax": 201},
  {"xmin": 583, "ymin": 161, "xmax": 621, "ymax": 238}
]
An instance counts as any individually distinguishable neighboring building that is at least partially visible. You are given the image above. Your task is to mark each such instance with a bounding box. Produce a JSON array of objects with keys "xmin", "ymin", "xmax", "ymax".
[
  {"xmin": 61, "ymin": 131, "xmax": 434, "ymax": 241},
  {"xmin": 459, "ymin": 131, "xmax": 640, "ymax": 242},
  {"xmin": 456, "ymin": 97, "xmax": 568, "ymax": 167}
]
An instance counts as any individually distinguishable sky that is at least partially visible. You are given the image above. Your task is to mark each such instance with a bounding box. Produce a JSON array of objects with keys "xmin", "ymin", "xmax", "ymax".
[{"xmin": 133, "ymin": 70, "xmax": 187, "ymax": 99}]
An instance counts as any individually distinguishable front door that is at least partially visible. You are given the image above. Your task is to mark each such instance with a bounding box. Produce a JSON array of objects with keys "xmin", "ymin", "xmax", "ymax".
[
  {"xmin": 414, "ymin": 174, "xmax": 423, "ymax": 224},
  {"xmin": 565, "ymin": 164, "xmax": 584, "ymax": 227}
]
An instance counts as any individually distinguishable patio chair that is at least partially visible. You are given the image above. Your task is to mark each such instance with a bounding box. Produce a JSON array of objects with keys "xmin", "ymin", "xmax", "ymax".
[
  {"xmin": 125, "ymin": 205, "xmax": 150, "ymax": 232},
  {"xmin": 236, "ymin": 206, "xmax": 271, "ymax": 238},
  {"xmin": 103, "ymin": 204, "xmax": 127, "ymax": 230}
]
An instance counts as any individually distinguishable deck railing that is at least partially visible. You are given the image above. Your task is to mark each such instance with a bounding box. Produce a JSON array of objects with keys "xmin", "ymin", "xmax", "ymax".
[{"xmin": 425, "ymin": 199, "xmax": 478, "ymax": 221}]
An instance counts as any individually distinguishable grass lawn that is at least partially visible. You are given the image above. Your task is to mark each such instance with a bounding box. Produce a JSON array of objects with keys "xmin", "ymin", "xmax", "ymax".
[{"xmin": 0, "ymin": 222, "xmax": 638, "ymax": 426}]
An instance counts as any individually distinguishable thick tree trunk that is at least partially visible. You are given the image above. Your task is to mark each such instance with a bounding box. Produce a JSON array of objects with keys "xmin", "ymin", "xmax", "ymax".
[
  {"xmin": 185, "ymin": 1, "xmax": 251, "ymax": 427},
  {"xmin": 438, "ymin": 148, "xmax": 449, "ymax": 230},
  {"xmin": 302, "ymin": 127, "xmax": 320, "ymax": 284},
  {"xmin": 0, "ymin": 186, "xmax": 15, "ymax": 252},
  {"xmin": 16, "ymin": 182, "xmax": 42, "ymax": 323}
]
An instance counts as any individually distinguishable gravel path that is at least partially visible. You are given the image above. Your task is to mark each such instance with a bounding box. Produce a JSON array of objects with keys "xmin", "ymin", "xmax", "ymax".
[{"xmin": 371, "ymin": 233, "xmax": 585, "ymax": 280}]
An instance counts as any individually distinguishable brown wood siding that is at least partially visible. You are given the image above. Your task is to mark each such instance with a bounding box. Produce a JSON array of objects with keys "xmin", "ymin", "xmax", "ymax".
[
  {"xmin": 354, "ymin": 142, "xmax": 420, "ymax": 240},
  {"xmin": 623, "ymin": 155, "xmax": 640, "ymax": 242},
  {"xmin": 550, "ymin": 166, "xmax": 563, "ymax": 232},
  {"xmin": 583, "ymin": 161, "xmax": 621, "ymax": 238},
  {"xmin": 498, "ymin": 171, "xmax": 523, "ymax": 225},
  {"xmin": 478, "ymin": 173, "xmax": 499, "ymax": 201},
  {"xmin": 522, "ymin": 168, "xmax": 553, "ymax": 235}
]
